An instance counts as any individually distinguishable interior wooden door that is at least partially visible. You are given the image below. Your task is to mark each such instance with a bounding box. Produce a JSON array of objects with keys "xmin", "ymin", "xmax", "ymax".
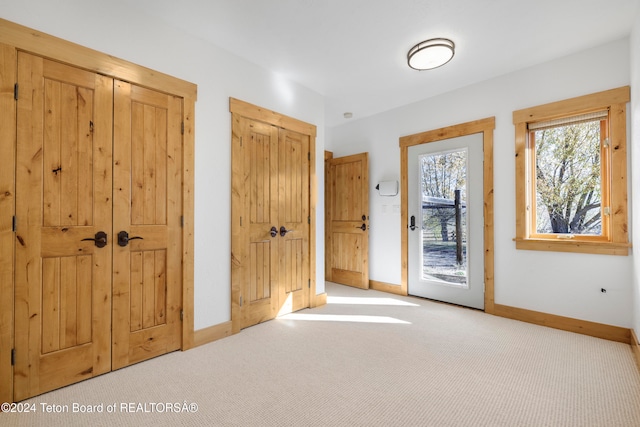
[
  {"xmin": 277, "ymin": 129, "xmax": 310, "ymax": 315},
  {"xmin": 327, "ymin": 153, "xmax": 369, "ymax": 289},
  {"xmin": 112, "ymin": 81, "xmax": 183, "ymax": 370},
  {"xmin": 232, "ymin": 115, "xmax": 310, "ymax": 329},
  {"xmin": 238, "ymin": 117, "xmax": 280, "ymax": 328},
  {"xmin": 14, "ymin": 53, "xmax": 113, "ymax": 400}
]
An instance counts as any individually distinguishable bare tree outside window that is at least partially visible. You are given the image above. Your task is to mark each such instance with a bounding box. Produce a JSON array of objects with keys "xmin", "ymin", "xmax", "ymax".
[{"xmin": 533, "ymin": 119, "xmax": 603, "ymax": 235}]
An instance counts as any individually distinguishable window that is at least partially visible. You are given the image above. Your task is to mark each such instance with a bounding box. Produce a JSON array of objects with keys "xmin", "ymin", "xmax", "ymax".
[{"xmin": 513, "ymin": 87, "xmax": 630, "ymax": 255}]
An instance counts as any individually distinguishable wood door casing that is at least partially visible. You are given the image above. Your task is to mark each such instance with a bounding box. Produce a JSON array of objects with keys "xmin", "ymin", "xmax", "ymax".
[
  {"xmin": 14, "ymin": 53, "xmax": 113, "ymax": 400},
  {"xmin": 0, "ymin": 43, "xmax": 16, "ymax": 406},
  {"xmin": 112, "ymin": 81, "xmax": 183, "ymax": 370},
  {"xmin": 327, "ymin": 153, "xmax": 369, "ymax": 289},
  {"xmin": 399, "ymin": 118, "xmax": 495, "ymax": 309}
]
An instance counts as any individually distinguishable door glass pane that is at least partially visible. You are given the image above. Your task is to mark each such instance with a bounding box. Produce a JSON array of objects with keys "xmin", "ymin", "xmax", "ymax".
[{"xmin": 419, "ymin": 149, "xmax": 468, "ymax": 287}]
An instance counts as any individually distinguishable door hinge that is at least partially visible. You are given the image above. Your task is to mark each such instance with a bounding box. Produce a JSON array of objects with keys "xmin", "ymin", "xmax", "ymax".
[
  {"xmin": 11, "ymin": 348, "xmax": 15, "ymax": 366},
  {"xmin": 240, "ymin": 216, "xmax": 243, "ymax": 227},
  {"xmin": 14, "ymin": 83, "xmax": 18, "ymax": 101},
  {"xmin": 308, "ymin": 279, "xmax": 311, "ymax": 288},
  {"xmin": 240, "ymin": 136, "xmax": 243, "ymax": 147},
  {"xmin": 12, "ymin": 215, "xmax": 17, "ymax": 232},
  {"xmin": 181, "ymin": 122, "xmax": 185, "ymax": 135},
  {"xmin": 308, "ymin": 216, "xmax": 310, "ymax": 224},
  {"xmin": 180, "ymin": 216, "xmax": 184, "ymax": 227},
  {"xmin": 180, "ymin": 310, "xmax": 184, "ymax": 321},
  {"xmin": 240, "ymin": 296, "xmax": 243, "ymax": 307},
  {"xmin": 308, "ymin": 152, "xmax": 310, "ymax": 161}
]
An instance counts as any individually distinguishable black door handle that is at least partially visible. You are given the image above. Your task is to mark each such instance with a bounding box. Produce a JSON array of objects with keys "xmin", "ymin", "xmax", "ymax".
[
  {"xmin": 270, "ymin": 226, "xmax": 278, "ymax": 238},
  {"xmin": 410, "ymin": 215, "xmax": 416, "ymax": 231},
  {"xmin": 359, "ymin": 223, "xmax": 366, "ymax": 231},
  {"xmin": 280, "ymin": 226, "xmax": 295, "ymax": 237},
  {"xmin": 81, "ymin": 231, "xmax": 108, "ymax": 248},
  {"xmin": 117, "ymin": 231, "xmax": 143, "ymax": 247}
]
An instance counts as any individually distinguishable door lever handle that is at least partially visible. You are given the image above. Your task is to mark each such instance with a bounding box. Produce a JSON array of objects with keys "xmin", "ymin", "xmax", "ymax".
[
  {"xmin": 117, "ymin": 230, "xmax": 144, "ymax": 247},
  {"xmin": 279, "ymin": 226, "xmax": 295, "ymax": 237},
  {"xmin": 410, "ymin": 215, "xmax": 416, "ymax": 231},
  {"xmin": 270, "ymin": 226, "xmax": 278, "ymax": 238},
  {"xmin": 81, "ymin": 231, "xmax": 108, "ymax": 248}
]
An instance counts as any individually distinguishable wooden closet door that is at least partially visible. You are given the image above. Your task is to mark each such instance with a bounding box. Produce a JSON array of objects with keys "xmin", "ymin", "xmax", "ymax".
[
  {"xmin": 237, "ymin": 117, "xmax": 280, "ymax": 328},
  {"xmin": 112, "ymin": 81, "xmax": 183, "ymax": 370},
  {"xmin": 14, "ymin": 53, "xmax": 113, "ymax": 400},
  {"xmin": 277, "ymin": 129, "xmax": 310, "ymax": 314},
  {"xmin": 232, "ymin": 116, "xmax": 310, "ymax": 329}
]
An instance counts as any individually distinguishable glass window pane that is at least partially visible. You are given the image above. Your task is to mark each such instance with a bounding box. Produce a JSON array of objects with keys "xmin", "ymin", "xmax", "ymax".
[{"xmin": 533, "ymin": 119, "xmax": 602, "ymax": 235}]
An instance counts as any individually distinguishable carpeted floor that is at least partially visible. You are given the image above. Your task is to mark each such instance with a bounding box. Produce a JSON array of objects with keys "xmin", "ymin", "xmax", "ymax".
[{"xmin": 4, "ymin": 282, "xmax": 640, "ymax": 426}]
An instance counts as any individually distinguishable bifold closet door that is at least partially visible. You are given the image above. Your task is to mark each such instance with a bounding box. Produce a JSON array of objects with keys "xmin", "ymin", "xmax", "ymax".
[{"xmin": 14, "ymin": 53, "xmax": 113, "ymax": 400}]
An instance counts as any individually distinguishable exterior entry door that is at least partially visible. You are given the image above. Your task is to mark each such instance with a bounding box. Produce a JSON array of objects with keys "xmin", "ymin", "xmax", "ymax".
[{"xmin": 407, "ymin": 133, "xmax": 484, "ymax": 310}]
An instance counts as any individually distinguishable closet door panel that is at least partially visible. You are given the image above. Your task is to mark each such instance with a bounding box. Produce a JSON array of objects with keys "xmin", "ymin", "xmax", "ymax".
[
  {"xmin": 14, "ymin": 53, "xmax": 113, "ymax": 400},
  {"xmin": 112, "ymin": 81, "xmax": 182, "ymax": 370},
  {"xmin": 277, "ymin": 129, "xmax": 310, "ymax": 314}
]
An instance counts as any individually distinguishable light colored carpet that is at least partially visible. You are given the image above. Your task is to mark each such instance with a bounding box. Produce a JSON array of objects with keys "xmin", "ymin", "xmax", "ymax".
[{"xmin": 5, "ymin": 282, "xmax": 640, "ymax": 426}]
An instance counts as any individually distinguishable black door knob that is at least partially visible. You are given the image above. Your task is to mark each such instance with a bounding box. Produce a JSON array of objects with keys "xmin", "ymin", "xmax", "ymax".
[
  {"xmin": 280, "ymin": 226, "xmax": 295, "ymax": 237},
  {"xmin": 117, "ymin": 231, "xmax": 144, "ymax": 247},
  {"xmin": 81, "ymin": 231, "xmax": 108, "ymax": 248}
]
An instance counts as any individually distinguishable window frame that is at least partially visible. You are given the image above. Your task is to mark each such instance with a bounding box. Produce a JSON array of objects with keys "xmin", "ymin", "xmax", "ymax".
[{"xmin": 513, "ymin": 87, "xmax": 630, "ymax": 255}]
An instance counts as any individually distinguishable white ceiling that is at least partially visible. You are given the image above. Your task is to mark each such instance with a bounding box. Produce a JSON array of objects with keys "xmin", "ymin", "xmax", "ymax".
[{"xmin": 131, "ymin": 0, "xmax": 639, "ymax": 127}]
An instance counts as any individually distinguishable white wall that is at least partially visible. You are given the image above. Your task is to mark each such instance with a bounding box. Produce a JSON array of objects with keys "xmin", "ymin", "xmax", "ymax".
[
  {"xmin": 328, "ymin": 39, "xmax": 634, "ymax": 327},
  {"xmin": 0, "ymin": 1, "xmax": 326, "ymax": 330},
  {"xmin": 631, "ymin": 12, "xmax": 640, "ymax": 336}
]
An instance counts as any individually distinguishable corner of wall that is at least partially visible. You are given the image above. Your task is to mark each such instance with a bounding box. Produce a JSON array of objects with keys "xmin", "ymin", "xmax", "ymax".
[{"xmin": 630, "ymin": 9, "xmax": 640, "ymax": 343}]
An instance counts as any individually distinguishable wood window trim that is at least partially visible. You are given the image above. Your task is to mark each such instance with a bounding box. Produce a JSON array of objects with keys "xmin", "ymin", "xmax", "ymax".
[
  {"xmin": 399, "ymin": 117, "xmax": 496, "ymax": 313},
  {"xmin": 513, "ymin": 86, "xmax": 630, "ymax": 255}
]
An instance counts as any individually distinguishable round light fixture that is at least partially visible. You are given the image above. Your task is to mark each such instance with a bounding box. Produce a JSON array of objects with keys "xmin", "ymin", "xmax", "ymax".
[{"xmin": 407, "ymin": 38, "xmax": 455, "ymax": 71}]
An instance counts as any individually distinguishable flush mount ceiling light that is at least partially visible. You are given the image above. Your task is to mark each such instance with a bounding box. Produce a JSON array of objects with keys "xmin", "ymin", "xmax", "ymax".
[{"xmin": 407, "ymin": 38, "xmax": 455, "ymax": 70}]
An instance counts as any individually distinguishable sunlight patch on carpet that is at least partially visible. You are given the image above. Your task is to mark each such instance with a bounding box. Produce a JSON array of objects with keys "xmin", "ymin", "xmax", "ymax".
[
  {"xmin": 278, "ymin": 313, "xmax": 411, "ymax": 324},
  {"xmin": 327, "ymin": 296, "xmax": 420, "ymax": 307}
]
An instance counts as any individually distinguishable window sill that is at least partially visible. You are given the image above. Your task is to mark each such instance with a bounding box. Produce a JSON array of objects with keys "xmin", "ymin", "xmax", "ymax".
[{"xmin": 514, "ymin": 238, "xmax": 630, "ymax": 256}]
